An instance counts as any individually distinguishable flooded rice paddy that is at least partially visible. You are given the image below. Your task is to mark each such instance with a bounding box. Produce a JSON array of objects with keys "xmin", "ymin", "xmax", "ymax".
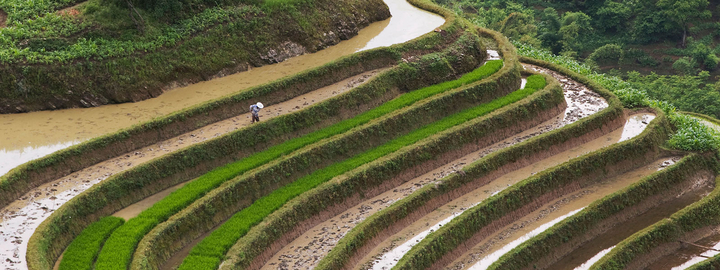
[
  {"xmin": 0, "ymin": 0, "xmax": 444, "ymax": 178},
  {"xmin": 257, "ymin": 64, "xmax": 610, "ymax": 270},
  {"xmin": 0, "ymin": 1, "xmax": 445, "ymax": 268},
  {"xmin": 549, "ymin": 181, "xmax": 713, "ymax": 270},
  {"xmin": 362, "ymin": 113, "xmax": 655, "ymax": 270},
  {"xmin": 455, "ymin": 157, "xmax": 683, "ymax": 270}
]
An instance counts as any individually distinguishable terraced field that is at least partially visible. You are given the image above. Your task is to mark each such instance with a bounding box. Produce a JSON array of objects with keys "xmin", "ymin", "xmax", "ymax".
[{"xmin": 6, "ymin": 0, "xmax": 720, "ymax": 270}]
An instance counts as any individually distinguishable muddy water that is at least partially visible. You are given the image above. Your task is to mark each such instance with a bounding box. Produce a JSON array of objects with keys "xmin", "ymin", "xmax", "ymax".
[
  {"xmin": 0, "ymin": 0, "xmax": 445, "ymax": 178},
  {"xmin": 458, "ymin": 157, "xmax": 680, "ymax": 270},
  {"xmin": 468, "ymin": 208, "xmax": 585, "ymax": 270},
  {"xmin": 359, "ymin": 114, "xmax": 655, "ymax": 270},
  {"xmin": 575, "ymin": 246, "xmax": 614, "ymax": 270},
  {"xmin": 548, "ymin": 188, "xmax": 715, "ymax": 270},
  {"xmin": 0, "ymin": 71, "xmax": 382, "ymax": 270},
  {"xmin": 259, "ymin": 65, "xmax": 609, "ymax": 270},
  {"xmin": 642, "ymin": 228, "xmax": 720, "ymax": 269}
]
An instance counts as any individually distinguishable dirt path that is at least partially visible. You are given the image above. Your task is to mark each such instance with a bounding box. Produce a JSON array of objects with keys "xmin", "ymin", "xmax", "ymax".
[
  {"xmin": 0, "ymin": 70, "xmax": 382, "ymax": 270},
  {"xmin": 453, "ymin": 157, "xmax": 682, "ymax": 270},
  {"xmin": 258, "ymin": 64, "xmax": 609, "ymax": 270}
]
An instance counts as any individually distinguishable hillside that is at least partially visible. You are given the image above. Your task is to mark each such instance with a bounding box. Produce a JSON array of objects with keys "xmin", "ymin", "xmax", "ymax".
[
  {"xmin": 0, "ymin": 0, "xmax": 390, "ymax": 113},
  {"xmin": 5, "ymin": 1, "xmax": 720, "ymax": 270}
]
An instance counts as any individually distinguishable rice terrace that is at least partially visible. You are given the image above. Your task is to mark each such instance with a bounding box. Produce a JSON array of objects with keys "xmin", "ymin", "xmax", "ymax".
[{"xmin": 5, "ymin": 0, "xmax": 720, "ymax": 269}]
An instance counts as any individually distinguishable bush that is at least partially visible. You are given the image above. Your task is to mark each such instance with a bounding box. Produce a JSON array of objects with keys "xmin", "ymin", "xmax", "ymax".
[
  {"xmin": 668, "ymin": 114, "xmax": 720, "ymax": 151},
  {"xmin": 587, "ymin": 44, "xmax": 624, "ymax": 65},
  {"xmin": 615, "ymin": 88, "xmax": 650, "ymax": 108},
  {"xmin": 705, "ymin": 53, "xmax": 719, "ymax": 70},
  {"xmin": 673, "ymin": 57, "xmax": 698, "ymax": 75}
]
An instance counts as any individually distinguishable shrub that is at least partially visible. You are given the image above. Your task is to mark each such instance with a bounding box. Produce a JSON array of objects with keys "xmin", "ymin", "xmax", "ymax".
[
  {"xmin": 668, "ymin": 114, "xmax": 720, "ymax": 151},
  {"xmin": 587, "ymin": 44, "xmax": 623, "ymax": 65},
  {"xmin": 513, "ymin": 41, "xmax": 720, "ymax": 152},
  {"xmin": 673, "ymin": 57, "xmax": 698, "ymax": 75},
  {"xmin": 705, "ymin": 53, "xmax": 719, "ymax": 70},
  {"xmin": 615, "ymin": 88, "xmax": 650, "ymax": 108}
]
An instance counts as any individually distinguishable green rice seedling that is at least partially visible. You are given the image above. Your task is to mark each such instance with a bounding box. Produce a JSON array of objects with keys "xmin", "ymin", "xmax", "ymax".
[
  {"xmin": 57, "ymin": 217, "xmax": 124, "ymax": 270},
  {"xmin": 91, "ymin": 60, "xmax": 504, "ymax": 270},
  {"xmin": 178, "ymin": 75, "xmax": 547, "ymax": 270}
]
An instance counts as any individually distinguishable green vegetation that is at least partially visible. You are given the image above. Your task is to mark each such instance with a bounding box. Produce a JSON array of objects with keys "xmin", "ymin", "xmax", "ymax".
[
  {"xmin": 487, "ymin": 154, "xmax": 712, "ymax": 270},
  {"xmin": 91, "ymin": 61, "xmax": 504, "ymax": 270},
  {"xmin": 515, "ymin": 42, "xmax": 720, "ymax": 151},
  {"xmin": 179, "ymin": 75, "xmax": 545, "ymax": 270},
  {"xmin": 57, "ymin": 217, "xmax": 124, "ymax": 270},
  {"xmin": 393, "ymin": 107, "xmax": 669, "ymax": 270},
  {"xmin": 0, "ymin": 0, "xmax": 392, "ymax": 112},
  {"xmin": 0, "ymin": 0, "xmax": 358, "ymax": 63}
]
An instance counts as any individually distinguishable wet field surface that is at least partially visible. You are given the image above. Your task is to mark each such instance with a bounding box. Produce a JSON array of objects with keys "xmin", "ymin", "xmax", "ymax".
[
  {"xmin": 0, "ymin": 1, "xmax": 446, "ymax": 269},
  {"xmin": 258, "ymin": 64, "xmax": 610, "ymax": 270}
]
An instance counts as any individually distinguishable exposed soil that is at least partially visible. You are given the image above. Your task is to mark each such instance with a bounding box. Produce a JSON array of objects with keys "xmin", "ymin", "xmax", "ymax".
[
  {"xmin": 450, "ymin": 157, "xmax": 682, "ymax": 270},
  {"xmin": 0, "ymin": 0, "xmax": 445, "ymax": 178},
  {"xmin": 555, "ymin": 181, "xmax": 715, "ymax": 270},
  {"xmin": 645, "ymin": 229, "xmax": 720, "ymax": 270},
  {"xmin": 0, "ymin": 70, "xmax": 382, "ymax": 270},
  {"xmin": 358, "ymin": 113, "xmax": 653, "ymax": 270},
  {"xmin": 0, "ymin": 9, "xmax": 6, "ymax": 28},
  {"xmin": 257, "ymin": 64, "xmax": 609, "ymax": 270}
]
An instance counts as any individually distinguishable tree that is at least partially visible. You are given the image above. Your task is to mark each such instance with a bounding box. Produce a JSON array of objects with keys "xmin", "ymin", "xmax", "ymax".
[
  {"xmin": 499, "ymin": 12, "xmax": 540, "ymax": 46},
  {"xmin": 657, "ymin": 0, "xmax": 711, "ymax": 47},
  {"xmin": 558, "ymin": 11, "xmax": 593, "ymax": 55},
  {"xmin": 594, "ymin": 1, "xmax": 632, "ymax": 33}
]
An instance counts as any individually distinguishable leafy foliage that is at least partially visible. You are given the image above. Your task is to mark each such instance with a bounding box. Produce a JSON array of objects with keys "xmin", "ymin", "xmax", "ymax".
[{"xmin": 516, "ymin": 42, "xmax": 720, "ymax": 151}]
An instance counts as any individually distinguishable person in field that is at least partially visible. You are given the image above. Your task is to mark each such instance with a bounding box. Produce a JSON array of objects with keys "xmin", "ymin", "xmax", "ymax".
[{"xmin": 250, "ymin": 102, "xmax": 264, "ymax": 123}]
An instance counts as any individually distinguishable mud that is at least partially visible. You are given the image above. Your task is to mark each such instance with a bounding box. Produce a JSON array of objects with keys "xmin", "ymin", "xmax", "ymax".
[
  {"xmin": 456, "ymin": 157, "xmax": 680, "ymax": 270},
  {"xmin": 112, "ymin": 182, "xmax": 188, "ymax": 220},
  {"xmin": 0, "ymin": 71, "xmax": 381, "ymax": 270},
  {"xmin": 257, "ymin": 65, "xmax": 609, "ymax": 270},
  {"xmin": 0, "ymin": 0, "xmax": 444, "ymax": 178},
  {"xmin": 549, "ymin": 182, "xmax": 714, "ymax": 270},
  {"xmin": 642, "ymin": 229, "xmax": 720, "ymax": 270},
  {"xmin": 0, "ymin": 9, "xmax": 6, "ymax": 28},
  {"xmin": 357, "ymin": 113, "xmax": 655, "ymax": 270}
]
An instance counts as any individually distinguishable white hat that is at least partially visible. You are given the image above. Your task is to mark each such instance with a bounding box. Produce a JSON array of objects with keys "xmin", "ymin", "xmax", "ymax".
[{"xmin": 256, "ymin": 102, "xmax": 264, "ymax": 109}]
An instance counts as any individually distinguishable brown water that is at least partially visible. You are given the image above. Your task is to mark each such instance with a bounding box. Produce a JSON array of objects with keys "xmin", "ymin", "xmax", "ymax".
[
  {"xmin": 259, "ymin": 65, "xmax": 611, "ymax": 270},
  {"xmin": 648, "ymin": 233, "xmax": 720, "ymax": 270},
  {"xmin": 549, "ymin": 183, "xmax": 714, "ymax": 270},
  {"xmin": 0, "ymin": 0, "xmax": 445, "ymax": 177},
  {"xmin": 0, "ymin": 69, "xmax": 382, "ymax": 270},
  {"xmin": 456, "ymin": 157, "xmax": 681, "ymax": 270},
  {"xmin": 0, "ymin": 1, "xmax": 445, "ymax": 269},
  {"xmin": 358, "ymin": 113, "xmax": 654, "ymax": 270}
]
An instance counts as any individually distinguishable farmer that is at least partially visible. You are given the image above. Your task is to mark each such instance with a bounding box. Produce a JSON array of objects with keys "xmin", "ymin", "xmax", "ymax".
[{"xmin": 250, "ymin": 102, "xmax": 264, "ymax": 123}]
